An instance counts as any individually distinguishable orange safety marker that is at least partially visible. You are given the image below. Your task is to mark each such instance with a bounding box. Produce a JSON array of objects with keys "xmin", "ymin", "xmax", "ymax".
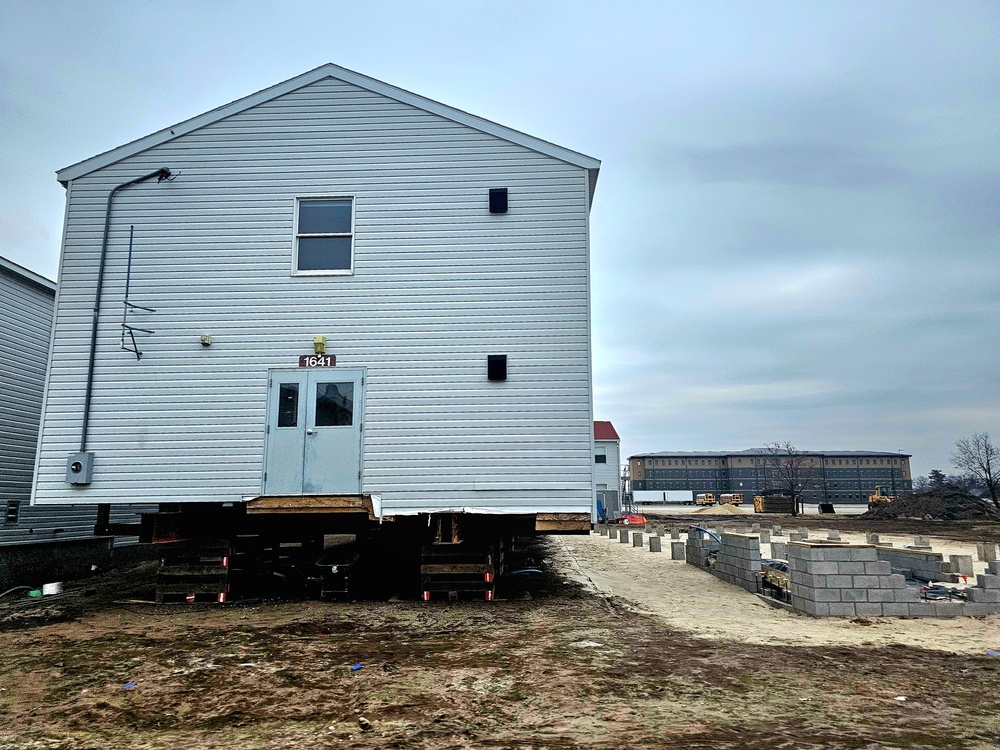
[{"xmin": 422, "ymin": 591, "xmax": 431, "ymax": 601}]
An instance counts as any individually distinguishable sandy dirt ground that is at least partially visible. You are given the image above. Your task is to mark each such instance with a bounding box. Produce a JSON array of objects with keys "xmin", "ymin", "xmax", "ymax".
[
  {"xmin": 2, "ymin": 538, "xmax": 1000, "ymax": 749},
  {"xmin": 558, "ymin": 533, "xmax": 1000, "ymax": 652}
]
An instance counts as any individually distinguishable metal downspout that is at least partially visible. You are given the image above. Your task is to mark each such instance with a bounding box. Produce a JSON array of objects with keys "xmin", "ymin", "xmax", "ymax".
[{"xmin": 79, "ymin": 168, "xmax": 172, "ymax": 452}]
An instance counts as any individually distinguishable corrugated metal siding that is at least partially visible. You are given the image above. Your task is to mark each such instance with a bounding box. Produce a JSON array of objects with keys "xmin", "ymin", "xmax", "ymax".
[
  {"xmin": 1, "ymin": 265, "xmax": 54, "ymax": 511},
  {"xmin": 34, "ymin": 77, "xmax": 594, "ymax": 515}
]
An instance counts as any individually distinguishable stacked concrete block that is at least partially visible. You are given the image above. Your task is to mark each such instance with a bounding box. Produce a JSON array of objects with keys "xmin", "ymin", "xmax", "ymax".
[
  {"xmin": 772, "ymin": 525, "xmax": 782, "ymax": 536},
  {"xmin": 876, "ymin": 547, "xmax": 955, "ymax": 583},
  {"xmin": 632, "ymin": 532, "xmax": 644, "ymax": 548},
  {"xmin": 685, "ymin": 528, "xmax": 718, "ymax": 568},
  {"xmin": 709, "ymin": 533, "xmax": 762, "ymax": 593},
  {"xmin": 786, "ymin": 542, "xmax": 1000, "ymax": 618},
  {"xmin": 866, "ymin": 532, "xmax": 880, "ymax": 545},
  {"xmin": 770, "ymin": 542, "xmax": 787, "ymax": 560},
  {"xmin": 671, "ymin": 541, "xmax": 685, "ymax": 560},
  {"xmin": 789, "ymin": 532, "xmax": 807, "ymax": 542},
  {"xmin": 598, "ymin": 524, "xmax": 608, "ymax": 537},
  {"xmin": 619, "ymin": 530, "xmax": 631, "ymax": 544},
  {"xmin": 949, "ymin": 555, "xmax": 974, "ymax": 577},
  {"xmin": 649, "ymin": 536, "xmax": 662, "ymax": 553},
  {"xmin": 827, "ymin": 530, "xmax": 841, "ymax": 541},
  {"xmin": 911, "ymin": 536, "xmax": 932, "ymax": 550},
  {"xmin": 787, "ymin": 543, "xmax": 917, "ymax": 617},
  {"xmin": 977, "ymin": 542, "xmax": 998, "ymax": 562},
  {"xmin": 751, "ymin": 523, "xmax": 760, "ymax": 533},
  {"xmin": 759, "ymin": 530, "xmax": 771, "ymax": 545},
  {"xmin": 670, "ymin": 529, "xmax": 681, "ymax": 540},
  {"xmin": 608, "ymin": 527, "xmax": 618, "ymax": 541}
]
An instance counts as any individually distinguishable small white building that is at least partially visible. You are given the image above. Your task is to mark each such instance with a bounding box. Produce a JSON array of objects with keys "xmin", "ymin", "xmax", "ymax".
[
  {"xmin": 593, "ymin": 420, "xmax": 621, "ymax": 519},
  {"xmin": 31, "ymin": 64, "xmax": 600, "ymax": 537}
]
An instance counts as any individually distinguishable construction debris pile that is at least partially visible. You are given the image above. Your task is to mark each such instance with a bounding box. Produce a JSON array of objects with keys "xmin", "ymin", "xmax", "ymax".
[{"xmin": 860, "ymin": 486, "xmax": 1000, "ymax": 521}]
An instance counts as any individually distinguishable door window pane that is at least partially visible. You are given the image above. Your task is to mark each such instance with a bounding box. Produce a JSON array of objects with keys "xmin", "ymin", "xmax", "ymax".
[
  {"xmin": 277, "ymin": 383, "xmax": 299, "ymax": 427},
  {"xmin": 315, "ymin": 382, "xmax": 354, "ymax": 426}
]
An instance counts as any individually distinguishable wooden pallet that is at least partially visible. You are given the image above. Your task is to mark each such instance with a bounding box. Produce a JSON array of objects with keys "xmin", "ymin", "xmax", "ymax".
[{"xmin": 155, "ymin": 540, "xmax": 231, "ymax": 604}]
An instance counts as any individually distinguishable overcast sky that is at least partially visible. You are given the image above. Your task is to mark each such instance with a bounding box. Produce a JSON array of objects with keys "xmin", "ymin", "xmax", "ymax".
[{"xmin": 2, "ymin": 1, "xmax": 997, "ymax": 478}]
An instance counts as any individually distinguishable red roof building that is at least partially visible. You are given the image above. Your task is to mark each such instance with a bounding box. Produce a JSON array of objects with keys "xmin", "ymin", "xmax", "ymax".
[{"xmin": 593, "ymin": 421, "xmax": 620, "ymax": 441}]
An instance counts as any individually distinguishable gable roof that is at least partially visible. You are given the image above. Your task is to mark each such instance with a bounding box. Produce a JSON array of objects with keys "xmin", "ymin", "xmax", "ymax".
[
  {"xmin": 0, "ymin": 255, "xmax": 56, "ymax": 293},
  {"xmin": 594, "ymin": 421, "xmax": 620, "ymax": 441},
  {"xmin": 56, "ymin": 63, "xmax": 601, "ymax": 200}
]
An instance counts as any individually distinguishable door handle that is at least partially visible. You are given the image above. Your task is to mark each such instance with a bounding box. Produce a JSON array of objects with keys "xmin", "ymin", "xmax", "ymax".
[{"xmin": 306, "ymin": 429, "xmax": 315, "ymax": 435}]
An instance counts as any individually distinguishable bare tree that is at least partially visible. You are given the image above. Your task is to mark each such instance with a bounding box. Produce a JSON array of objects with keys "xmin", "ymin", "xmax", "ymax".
[
  {"xmin": 952, "ymin": 433, "xmax": 1000, "ymax": 510},
  {"xmin": 912, "ymin": 475, "xmax": 930, "ymax": 494},
  {"xmin": 760, "ymin": 442, "xmax": 819, "ymax": 516}
]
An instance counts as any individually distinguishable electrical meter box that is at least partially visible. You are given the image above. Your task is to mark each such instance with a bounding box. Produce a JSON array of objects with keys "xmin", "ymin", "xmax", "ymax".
[{"xmin": 65, "ymin": 452, "xmax": 94, "ymax": 485}]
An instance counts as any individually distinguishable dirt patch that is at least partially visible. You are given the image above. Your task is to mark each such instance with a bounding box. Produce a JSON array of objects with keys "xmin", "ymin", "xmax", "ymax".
[
  {"xmin": 860, "ymin": 486, "xmax": 1000, "ymax": 522},
  {"xmin": 1, "ymin": 538, "xmax": 1000, "ymax": 749}
]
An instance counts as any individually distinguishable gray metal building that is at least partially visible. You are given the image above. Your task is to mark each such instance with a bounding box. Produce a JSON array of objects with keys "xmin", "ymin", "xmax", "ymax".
[{"xmin": 629, "ymin": 449, "xmax": 913, "ymax": 505}]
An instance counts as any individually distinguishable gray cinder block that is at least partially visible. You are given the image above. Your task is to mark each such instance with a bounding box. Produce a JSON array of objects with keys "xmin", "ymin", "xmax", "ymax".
[
  {"xmin": 619, "ymin": 530, "xmax": 631, "ymax": 544},
  {"xmin": 982, "ymin": 543, "xmax": 998, "ymax": 563},
  {"xmin": 976, "ymin": 574, "xmax": 1000, "ymax": 589},
  {"xmin": 670, "ymin": 529, "xmax": 681, "ymax": 540},
  {"xmin": 949, "ymin": 555, "xmax": 974, "ymax": 577},
  {"xmin": 912, "ymin": 536, "xmax": 932, "ymax": 550},
  {"xmin": 759, "ymin": 530, "xmax": 771, "ymax": 545},
  {"xmin": 827, "ymin": 530, "xmax": 841, "ymax": 541},
  {"xmin": 855, "ymin": 603, "xmax": 884, "ymax": 617},
  {"xmin": 649, "ymin": 536, "xmax": 662, "ymax": 553},
  {"xmin": 598, "ymin": 524, "xmax": 608, "ymax": 536},
  {"xmin": 866, "ymin": 532, "xmax": 880, "ymax": 545},
  {"xmin": 671, "ymin": 541, "xmax": 685, "ymax": 560},
  {"xmin": 868, "ymin": 589, "xmax": 895, "ymax": 603},
  {"xmin": 989, "ymin": 561, "xmax": 1000, "ymax": 575},
  {"xmin": 827, "ymin": 603, "xmax": 857, "ymax": 617},
  {"xmin": 770, "ymin": 542, "xmax": 787, "ymax": 559},
  {"xmin": 772, "ymin": 525, "xmax": 782, "ymax": 536},
  {"xmin": 633, "ymin": 532, "xmax": 644, "ymax": 548},
  {"xmin": 608, "ymin": 527, "xmax": 618, "ymax": 540}
]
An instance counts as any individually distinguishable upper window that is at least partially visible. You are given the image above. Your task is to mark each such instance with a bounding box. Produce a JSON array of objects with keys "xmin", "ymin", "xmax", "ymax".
[
  {"xmin": 295, "ymin": 198, "xmax": 354, "ymax": 274},
  {"xmin": 595, "ymin": 454, "xmax": 608, "ymax": 464}
]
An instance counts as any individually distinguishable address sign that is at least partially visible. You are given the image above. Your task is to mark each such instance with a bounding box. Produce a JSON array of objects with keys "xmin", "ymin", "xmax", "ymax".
[{"xmin": 298, "ymin": 354, "xmax": 337, "ymax": 367}]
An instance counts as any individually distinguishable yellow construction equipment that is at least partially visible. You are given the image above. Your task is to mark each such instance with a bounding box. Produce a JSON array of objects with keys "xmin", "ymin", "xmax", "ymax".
[{"xmin": 868, "ymin": 485, "xmax": 895, "ymax": 510}]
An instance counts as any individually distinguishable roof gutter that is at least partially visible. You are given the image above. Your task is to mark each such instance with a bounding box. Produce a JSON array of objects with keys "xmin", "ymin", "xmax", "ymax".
[{"xmin": 79, "ymin": 168, "xmax": 172, "ymax": 453}]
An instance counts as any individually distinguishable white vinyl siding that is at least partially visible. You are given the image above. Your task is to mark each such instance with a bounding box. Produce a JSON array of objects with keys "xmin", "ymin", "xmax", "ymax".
[
  {"xmin": 0, "ymin": 264, "xmax": 54, "ymax": 513},
  {"xmin": 33, "ymin": 76, "xmax": 594, "ymax": 516}
]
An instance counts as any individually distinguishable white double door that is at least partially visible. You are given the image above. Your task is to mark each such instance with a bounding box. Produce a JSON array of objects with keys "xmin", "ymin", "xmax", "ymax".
[{"xmin": 263, "ymin": 368, "xmax": 364, "ymax": 495}]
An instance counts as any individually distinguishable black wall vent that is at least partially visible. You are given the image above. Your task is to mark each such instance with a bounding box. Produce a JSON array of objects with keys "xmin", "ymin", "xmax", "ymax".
[
  {"xmin": 487, "ymin": 354, "xmax": 507, "ymax": 381},
  {"xmin": 489, "ymin": 188, "xmax": 508, "ymax": 214}
]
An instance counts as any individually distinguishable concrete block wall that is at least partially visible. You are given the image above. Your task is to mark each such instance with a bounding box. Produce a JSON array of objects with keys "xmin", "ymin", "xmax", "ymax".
[
  {"xmin": 710, "ymin": 533, "xmax": 761, "ymax": 593},
  {"xmin": 788, "ymin": 543, "xmax": 1000, "ymax": 618},
  {"xmin": 685, "ymin": 528, "xmax": 718, "ymax": 569},
  {"xmin": 875, "ymin": 547, "xmax": 955, "ymax": 583}
]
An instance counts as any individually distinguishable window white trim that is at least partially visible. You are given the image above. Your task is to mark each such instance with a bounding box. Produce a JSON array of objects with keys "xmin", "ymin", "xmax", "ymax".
[{"xmin": 292, "ymin": 195, "xmax": 356, "ymax": 276}]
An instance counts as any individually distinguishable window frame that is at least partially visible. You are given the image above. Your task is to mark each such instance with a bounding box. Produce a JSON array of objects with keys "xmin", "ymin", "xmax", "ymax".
[{"xmin": 292, "ymin": 195, "xmax": 356, "ymax": 276}]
